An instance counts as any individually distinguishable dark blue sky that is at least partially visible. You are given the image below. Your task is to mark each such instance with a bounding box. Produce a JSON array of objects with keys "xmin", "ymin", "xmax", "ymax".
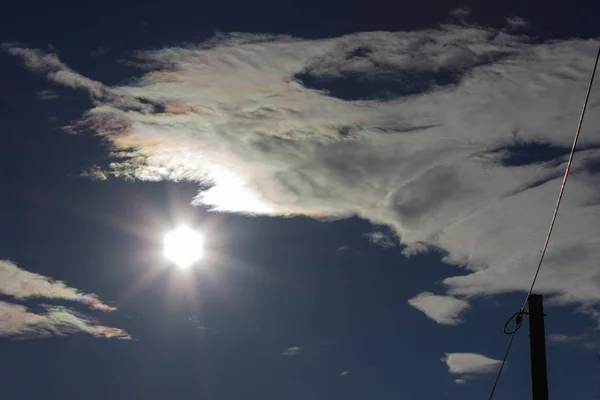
[{"xmin": 1, "ymin": 0, "xmax": 600, "ymax": 399}]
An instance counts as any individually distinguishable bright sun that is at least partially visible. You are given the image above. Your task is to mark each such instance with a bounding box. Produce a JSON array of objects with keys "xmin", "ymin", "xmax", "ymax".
[{"xmin": 163, "ymin": 225, "xmax": 204, "ymax": 268}]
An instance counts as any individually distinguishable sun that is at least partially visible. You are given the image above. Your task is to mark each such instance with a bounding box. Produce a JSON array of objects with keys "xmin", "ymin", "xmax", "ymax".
[{"xmin": 163, "ymin": 225, "xmax": 204, "ymax": 268}]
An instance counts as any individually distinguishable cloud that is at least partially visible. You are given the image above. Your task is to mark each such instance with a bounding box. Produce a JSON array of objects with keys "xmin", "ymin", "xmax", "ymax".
[
  {"xmin": 37, "ymin": 90, "xmax": 58, "ymax": 100},
  {"xmin": 504, "ymin": 16, "xmax": 529, "ymax": 30},
  {"xmin": 282, "ymin": 346, "xmax": 301, "ymax": 356},
  {"xmin": 6, "ymin": 46, "xmax": 104, "ymax": 93},
  {"xmin": 0, "ymin": 302, "xmax": 129, "ymax": 339},
  {"xmin": 453, "ymin": 375, "xmax": 476, "ymax": 384},
  {"xmin": 449, "ymin": 7, "xmax": 471, "ymax": 21},
  {"xmin": 4, "ymin": 45, "xmax": 157, "ymax": 114},
  {"xmin": 364, "ymin": 231, "xmax": 397, "ymax": 248},
  {"xmin": 0, "ymin": 260, "xmax": 128, "ymax": 339},
  {"xmin": 408, "ymin": 292, "xmax": 470, "ymax": 325},
  {"xmin": 548, "ymin": 333, "xmax": 585, "ymax": 343},
  {"xmin": 547, "ymin": 332, "xmax": 600, "ymax": 348},
  {"xmin": 340, "ymin": 371, "xmax": 350, "ymax": 377},
  {"xmin": 7, "ymin": 23, "xmax": 600, "ymax": 324},
  {"xmin": 0, "ymin": 260, "xmax": 115, "ymax": 311},
  {"xmin": 442, "ymin": 353, "xmax": 503, "ymax": 375}
]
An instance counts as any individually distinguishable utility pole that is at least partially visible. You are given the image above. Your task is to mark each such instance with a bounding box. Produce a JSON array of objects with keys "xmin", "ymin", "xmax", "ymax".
[{"xmin": 528, "ymin": 294, "xmax": 549, "ymax": 400}]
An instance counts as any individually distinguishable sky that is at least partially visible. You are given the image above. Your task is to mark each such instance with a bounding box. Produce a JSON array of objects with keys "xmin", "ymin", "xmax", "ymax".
[{"xmin": 1, "ymin": 0, "xmax": 600, "ymax": 399}]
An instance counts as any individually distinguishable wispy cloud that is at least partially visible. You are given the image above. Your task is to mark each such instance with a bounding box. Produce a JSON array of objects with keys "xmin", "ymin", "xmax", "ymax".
[
  {"xmin": 364, "ymin": 231, "xmax": 397, "ymax": 248},
  {"xmin": 37, "ymin": 90, "xmax": 58, "ymax": 100},
  {"xmin": 453, "ymin": 375, "xmax": 475, "ymax": 384},
  {"xmin": 408, "ymin": 292, "xmax": 470, "ymax": 325},
  {"xmin": 0, "ymin": 302, "xmax": 129, "ymax": 339},
  {"xmin": 282, "ymin": 346, "xmax": 301, "ymax": 356},
  {"xmin": 340, "ymin": 371, "xmax": 350, "ymax": 377},
  {"xmin": 3, "ymin": 44, "xmax": 157, "ymax": 114},
  {"xmin": 0, "ymin": 260, "xmax": 128, "ymax": 340},
  {"xmin": 548, "ymin": 333, "xmax": 586, "ymax": 343},
  {"xmin": 442, "ymin": 353, "xmax": 503, "ymax": 375},
  {"xmin": 7, "ymin": 21, "xmax": 600, "ymax": 325},
  {"xmin": 449, "ymin": 7, "xmax": 471, "ymax": 21},
  {"xmin": 0, "ymin": 260, "xmax": 115, "ymax": 311},
  {"xmin": 6, "ymin": 46, "xmax": 104, "ymax": 94},
  {"xmin": 547, "ymin": 332, "xmax": 600, "ymax": 349}
]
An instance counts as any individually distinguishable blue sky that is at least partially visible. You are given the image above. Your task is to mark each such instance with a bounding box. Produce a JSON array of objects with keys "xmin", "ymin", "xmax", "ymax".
[{"xmin": 1, "ymin": 0, "xmax": 600, "ymax": 399}]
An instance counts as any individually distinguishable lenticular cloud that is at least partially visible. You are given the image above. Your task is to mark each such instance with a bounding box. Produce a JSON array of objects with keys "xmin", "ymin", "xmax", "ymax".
[{"xmin": 7, "ymin": 22, "xmax": 600, "ymax": 322}]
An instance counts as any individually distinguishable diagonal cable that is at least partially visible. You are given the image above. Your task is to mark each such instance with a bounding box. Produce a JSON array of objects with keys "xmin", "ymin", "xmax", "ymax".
[{"xmin": 486, "ymin": 43, "xmax": 600, "ymax": 400}]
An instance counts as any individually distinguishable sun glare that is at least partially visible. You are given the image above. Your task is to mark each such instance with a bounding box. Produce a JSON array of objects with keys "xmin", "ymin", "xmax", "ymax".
[
  {"xmin": 163, "ymin": 225, "xmax": 204, "ymax": 268},
  {"xmin": 197, "ymin": 168, "xmax": 273, "ymax": 214}
]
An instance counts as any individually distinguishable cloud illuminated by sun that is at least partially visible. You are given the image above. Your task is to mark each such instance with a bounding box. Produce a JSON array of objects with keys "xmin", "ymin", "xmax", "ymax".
[{"xmin": 195, "ymin": 168, "xmax": 274, "ymax": 215}]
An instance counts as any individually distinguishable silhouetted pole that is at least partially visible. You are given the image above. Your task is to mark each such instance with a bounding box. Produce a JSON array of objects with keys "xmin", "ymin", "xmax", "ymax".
[{"xmin": 529, "ymin": 294, "xmax": 549, "ymax": 400}]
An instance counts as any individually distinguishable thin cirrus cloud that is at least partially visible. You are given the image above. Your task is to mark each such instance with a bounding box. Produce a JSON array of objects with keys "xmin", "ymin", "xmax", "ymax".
[
  {"xmin": 37, "ymin": 90, "xmax": 58, "ymax": 100},
  {"xmin": 408, "ymin": 292, "xmax": 470, "ymax": 325},
  {"xmin": 281, "ymin": 346, "xmax": 301, "ymax": 356},
  {"xmin": 546, "ymin": 332, "xmax": 599, "ymax": 348},
  {"xmin": 547, "ymin": 333, "xmax": 586, "ymax": 343},
  {"xmin": 0, "ymin": 260, "xmax": 129, "ymax": 339},
  {"xmin": 5, "ymin": 19, "xmax": 600, "ymax": 330}
]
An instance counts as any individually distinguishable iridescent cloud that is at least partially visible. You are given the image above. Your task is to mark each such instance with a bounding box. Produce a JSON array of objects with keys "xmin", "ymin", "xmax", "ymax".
[
  {"xmin": 0, "ymin": 260, "xmax": 115, "ymax": 311},
  {"xmin": 0, "ymin": 260, "xmax": 128, "ymax": 340},
  {"xmin": 0, "ymin": 302, "xmax": 129, "ymax": 339},
  {"xmin": 6, "ymin": 20, "xmax": 600, "ymax": 332}
]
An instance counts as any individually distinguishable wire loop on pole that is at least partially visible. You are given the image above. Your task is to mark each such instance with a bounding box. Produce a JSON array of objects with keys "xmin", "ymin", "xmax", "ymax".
[{"xmin": 503, "ymin": 309, "xmax": 527, "ymax": 335}]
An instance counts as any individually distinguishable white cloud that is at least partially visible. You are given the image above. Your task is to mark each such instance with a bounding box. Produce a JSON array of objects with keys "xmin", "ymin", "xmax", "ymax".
[
  {"xmin": 7, "ymin": 23, "xmax": 600, "ymax": 324},
  {"xmin": 0, "ymin": 260, "xmax": 128, "ymax": 339},
  {"xmin": 282, "ymin": 346, "xmax": 301, "ymax": 356},
  {"xmin": 408, "ymin": 292, "xmax": 470, "ymax": 325},
  {"xmin": 454, "ymin": 378, "xmax": 466, "ymax": 384},
  {"xmin": 365, "ymin": 231, "xmax": 397, "ymax": 248},
  {"xmin": 442, "ymin": 353, "xmax": 503, "ymax": 374},
  {"xmin": 340, "ymin": 371, "xmax": 350, "ymax": 377}
]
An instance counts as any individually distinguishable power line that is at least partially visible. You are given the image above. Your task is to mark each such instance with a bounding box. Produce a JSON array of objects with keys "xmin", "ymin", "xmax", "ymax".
[
  {"xmin": 520, "ymin": 43, "xmax": 600, "ymax": 313},
  {"xmin": 487, "ymin": 331, "xmax": 518, "ymax": 400},
  {"xmin": 486, "ymin": 43, "xmax": 600, "ymax": 400}
]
